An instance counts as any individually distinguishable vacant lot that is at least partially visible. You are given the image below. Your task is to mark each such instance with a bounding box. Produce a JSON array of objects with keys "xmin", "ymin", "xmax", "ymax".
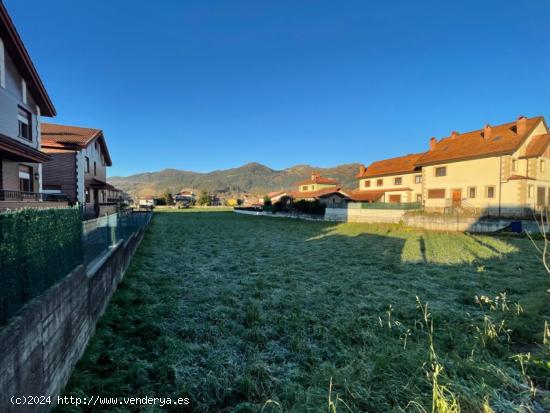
[{"xmin": 59, "ymin": 210, "xmax": 550, "ymax": 412}]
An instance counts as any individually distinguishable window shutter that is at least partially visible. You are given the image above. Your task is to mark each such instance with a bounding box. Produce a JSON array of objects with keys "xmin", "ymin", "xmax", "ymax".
[
  {"xmin": 0, "ymin": 38, "xmax": 5, "ymax": 88},
  {"xmin": 22, "ymin": 78, "xmax": 27, "ymax": 104}
]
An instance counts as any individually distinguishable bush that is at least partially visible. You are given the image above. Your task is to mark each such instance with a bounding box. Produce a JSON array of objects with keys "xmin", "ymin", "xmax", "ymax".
[
  {"xmin": 291, "ymin": 200, "xmax": 326, "ymax": 215},
  {"xmin": 0, "ymin": 208, "xmax": 83, "ymax": 324}
]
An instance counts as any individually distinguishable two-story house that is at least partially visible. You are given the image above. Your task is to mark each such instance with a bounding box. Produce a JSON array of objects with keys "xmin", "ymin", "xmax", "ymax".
[
  {"xmin": 40, "ymin": 123, "xmax": 113, "ymax": 216},
  {"xmin": 353, "ymin": 115, "xmax": 550, "ymax": 216},
  {"xmin": 352, "ymin": 153, "xmax": 425, "ymax": 203},
  {"xmin": 288, "ymin": 173, "xmax": 350, "ymax": 206},
  {"xmin": 0, "ymin": 2, "xmax": 57, "ymax": 208}
]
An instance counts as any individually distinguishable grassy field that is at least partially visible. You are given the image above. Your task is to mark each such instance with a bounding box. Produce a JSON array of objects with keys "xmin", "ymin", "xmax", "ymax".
[{"xmin": 58, "ymin": 210, "xmax": 550, "ymax": 412}]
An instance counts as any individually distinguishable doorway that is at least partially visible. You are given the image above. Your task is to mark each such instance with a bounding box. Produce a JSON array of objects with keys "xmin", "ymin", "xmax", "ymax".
[{"xmin": 452, "ymin": 189, "xmax": 462, "ymax": 208}]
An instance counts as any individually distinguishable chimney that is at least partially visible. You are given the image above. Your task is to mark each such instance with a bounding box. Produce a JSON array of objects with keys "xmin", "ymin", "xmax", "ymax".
[
  {"xmin": 358, "ymin": 164, "xmax": 366, "ymax": 175},
  {"xmin": 429, "ymin": 137, "xmax": 437, "ymax": 151},
  {"xmin": 517, "ymin": 115, "xmax": 527, "ymax": 135},
  {"xmin": 451, "ymin": 131, "xmax": 459, "ymax": 139},
  {"xmin": 483, "ymin": 124, "xmax": 492, "ymax": 140},
  {"xmin": 311, "ymin": 172, "xmax": 319, "ymax": 181}
]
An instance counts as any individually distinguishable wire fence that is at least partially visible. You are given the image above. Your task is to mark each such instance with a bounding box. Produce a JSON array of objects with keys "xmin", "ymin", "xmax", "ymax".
[
  {"xmin": 82, "ymin": 210, "xmax": 152, "ymax": 265},
  {"xmin": 0, "ymin": 208, "xmax": 152, "ymax": 325}
]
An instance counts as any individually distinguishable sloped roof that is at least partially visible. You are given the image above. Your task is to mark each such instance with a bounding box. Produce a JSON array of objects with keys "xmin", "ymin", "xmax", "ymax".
[
  {"xmin": 294, "ymin": 173, "xmax": 339, "ymax": 186},
  {"xmin": 41, "ymin": 123, "xmax": 112, "ymax": 166},
  {"xmin": 289, "ymin": 187, "xmax": 348, "ymax": 200},
  {"xmin": 521, "ymin": 133, "xmax": 550, "ymax": 158},
  {"xmin": 0, "ymin": 3, "xmax": 56, "ymax": 116},
  {"xmin": 416, "ymin": 116, "xmax": 544, "ymax": 166},
  {"xmin": 347, "ymin": 190, "xmax": 384, "ymax": 202},
  {"xmin": 356, "ymin": 153, "xmax": 425, "ymax": 179}
]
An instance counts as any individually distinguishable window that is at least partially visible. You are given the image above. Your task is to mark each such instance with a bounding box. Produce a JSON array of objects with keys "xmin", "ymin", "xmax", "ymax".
[
  {"xmin": 85, "ymin": 156, "xmax": 90, "ymax": 173},
  {"xmin": 415, "ymin": 175, "xmax": 422, "ymax": 184},
  {"xmin": 416, "ymin": 194, "xmax": 422, "ymax": 202},
  {"xmin": 18, "ymin": 107, "xmax": 31, "ymax": 141},
  {"xmin": 486, "ymin": 186, "xmax": 495, "ymax": 199},
  {"xmin": 85, "ymin": 188, "xmax": 90, "ymax": 203},
  {"xmin": 19, "ymin": 165, "xmax": 32, "ymax": 192},
  {"xmin": 0, "ymin": 37, "xmax": 5, "ymax": 88},
  {"xmin": 540, "ymin": 160, "xmax": 546, "ymax": 173},
  {"xmin": 468, "ymin": 187, "xmax": 477, "ymax": 199},
  {"xmin": 94, "ymin": 161, "xmax": 97, "ymax": 176},
  {"xmin": 364, "ymin": 180, "xmax": 371, "ymax": 188},
  {"xmin": 22, "ymin": 79, "xmax": 27, "ymax": 104},
  {"xmin": 302, "ymin": 185, "xmax": 308, "ymax": 191},
  {"xmin": 428, "ymin": 189, "xmax": 445, "ymax": 199},
  {"xmin": 511, "ymin": 159, "xmax": 518, "ymax": 172},
  {"xmin": 528, "ymin": 185, "xmax": 534, "ymax": 198},
  {"xmin": 376, "ymin": 179, "xmax": 383, "ymax": 187},
  {"xmin": 394, "ymin": 177, "xmax": 402, "ymax": 185},
  {"xmin": 434, "ymin": 167, "xmax": 447, "ymax": 177},
  {"xmin": 389, "ymin": 194, "xmax": 401, "ymax": 203}
]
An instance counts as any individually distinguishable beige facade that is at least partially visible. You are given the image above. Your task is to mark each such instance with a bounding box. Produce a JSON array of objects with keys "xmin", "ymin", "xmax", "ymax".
[
  {"xmin": 355, "ymin": 116, "xmax": 550, "ymax": 217},
  {"xmin": 298, "ymin": 182, "xmax": 336, "ymax": 192},
  {"xmin": 358, "ymin": 172, "xmax": 422, "ymax": 203}
]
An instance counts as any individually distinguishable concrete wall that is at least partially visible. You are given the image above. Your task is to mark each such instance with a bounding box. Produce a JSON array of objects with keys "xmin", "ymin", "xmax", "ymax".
[
  {"xmin": 325, "ymin": 207, "xmax": 407, "ymax": 223},
  {"xmin": 0, "ymin": 201, "xmax": 69, "ymax": 212},
  {"xmin": 0, "ymin": 218, "xmax": 149, "ymax": 412}
]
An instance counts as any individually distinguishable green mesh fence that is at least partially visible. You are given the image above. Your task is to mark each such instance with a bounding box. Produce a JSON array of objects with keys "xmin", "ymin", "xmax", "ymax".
[{"xmin": 0, "ymin": 208, "xmax": 83, "ymax": 324}]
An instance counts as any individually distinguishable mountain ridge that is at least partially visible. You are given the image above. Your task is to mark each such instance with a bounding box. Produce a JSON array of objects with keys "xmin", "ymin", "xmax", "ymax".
[{"xmin": 109, "ymin": 162, "xmax": 361, "ymax": 197}]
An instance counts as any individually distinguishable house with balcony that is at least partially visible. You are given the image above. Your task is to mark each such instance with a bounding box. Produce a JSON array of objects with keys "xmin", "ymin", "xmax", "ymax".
[
  {"xmin": 41, "ymin": 123, "xmax": 113, "ymax": 217},
  {"xmin": 0, "ymin": 2, "xmax": 60, "ymax": 210},
  {"xmin": 354, "ymin": 115, "xmax": 550, "ymax": 217}
]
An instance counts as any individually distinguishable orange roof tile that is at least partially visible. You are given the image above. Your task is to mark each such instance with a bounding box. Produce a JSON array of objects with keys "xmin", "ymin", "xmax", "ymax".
[
  {"xmin": 416, "ymin": 116, "xmax": 544, "ymax": 166},
  {"xmin": 289, "ymin": 187, "xmax": 348, "ymax": 200},
  {"xmin": 508, "ymin": 174, "xmax": 535, "ymax": 181},
  {"xmin": 356, "ymin": 153, "xmax": 425, "ymax": 179},
  {"xmin": 294, "ymin": 173, "xmax": 339, "ymax": 186},
  {"xmin": 347, "ymin": 190, "xmax": 384, "ymax": 202},
  {"xmin": 522, "ymin": 133, "xmax": 550, "ymax": 158},
  {"xmin": 41, "ymin": 123, "xmax": 112, "ymax": 166}
]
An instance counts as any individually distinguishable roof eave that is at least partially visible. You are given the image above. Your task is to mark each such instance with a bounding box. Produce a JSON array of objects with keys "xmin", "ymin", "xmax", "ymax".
[{"xmin": 0, "ymin": 2, "xmax": 56, "ymax": 117}]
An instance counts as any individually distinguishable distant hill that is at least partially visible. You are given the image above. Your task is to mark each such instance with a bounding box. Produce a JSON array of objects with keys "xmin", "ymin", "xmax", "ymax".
[{"xmin": 109, "ymin": 162, "xmax": 361, "ymax": 198}]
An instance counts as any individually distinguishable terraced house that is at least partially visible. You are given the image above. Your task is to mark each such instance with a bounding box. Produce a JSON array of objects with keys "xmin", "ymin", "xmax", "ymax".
[
  {"xmin": 41, "ymin": 123, "xmax": 114, "ymax": 217},
  {"xmin": 355, "ymin": 115, "xmax": 550, "ymax": 216},
  {"xmin": 0, "ymin": 2, "xmax": 57, "ymax": 210}
]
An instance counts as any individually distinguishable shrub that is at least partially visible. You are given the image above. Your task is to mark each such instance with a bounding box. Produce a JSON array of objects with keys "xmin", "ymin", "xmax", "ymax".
[
  {"xmin": 291, "ymin": 199, "xmax": 326, "ymax": 215},
  {"xmin": 0, "ymin": 208, "xmax": 83, "ymax": 324}
]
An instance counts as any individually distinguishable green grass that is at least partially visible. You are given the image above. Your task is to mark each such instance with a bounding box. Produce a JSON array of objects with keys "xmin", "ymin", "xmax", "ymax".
[{"xmin": 58, "ymin": 210, "xmax": 550, "ymax": 412}]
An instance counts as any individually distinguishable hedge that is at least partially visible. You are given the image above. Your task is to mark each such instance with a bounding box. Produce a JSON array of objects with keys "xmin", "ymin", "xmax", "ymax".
[{"xmin": 0, "ymin": 208, "xmax": 83, "ymax": 324}]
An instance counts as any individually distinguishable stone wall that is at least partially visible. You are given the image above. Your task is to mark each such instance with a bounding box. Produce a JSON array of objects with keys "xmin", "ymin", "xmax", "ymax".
[{"xmin": 0, "ymin": 221, "xmax": 148, "ymax": 412}]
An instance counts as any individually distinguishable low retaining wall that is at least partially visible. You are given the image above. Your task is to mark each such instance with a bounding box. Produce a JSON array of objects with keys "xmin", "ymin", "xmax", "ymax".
[
  {"xmin": 0, "ymin": 201, "xmax": 69, "ymax": 212},
  {"xmin": 402, "ymin": 214, "xmax": 510, "ymax": 232},
  {"xmin": 0, "ymin": 220, "xmax": 149, "ymax": 412},
  {"xmin": 325, "ymin": 207, "xmax": 406, "ymax": 223}
]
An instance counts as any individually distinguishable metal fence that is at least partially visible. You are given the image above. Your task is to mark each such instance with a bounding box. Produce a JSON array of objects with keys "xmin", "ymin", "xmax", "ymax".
[
  {"xmin": 0, "ymin": 208, "xmax": 152, "ymax": 325},
  {"xmin": 82, "ymin": 210, "xmax": 152, "ymax": 264}
]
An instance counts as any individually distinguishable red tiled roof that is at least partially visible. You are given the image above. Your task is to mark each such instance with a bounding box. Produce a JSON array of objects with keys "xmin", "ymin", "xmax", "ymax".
[
  {"xmin": 356, "ymin": 153, "xmax": 425, "ymax": 179},
  {"xmin": 41, "ymin": 123, "xmax": 112, "ymax": 166},
  {"xmin": 508, "ymin": 174, "xmax": 535, "ymax": 181},
  {"xmin": 522, "ymin": 133, "xmax": 550, "ymax": 158},
  {"xmin": 289, "ymin": 187, "xmax": 348, "ymax": 200},
  {"xmin": 347, "ymin": 190, "xmax": 384, "ymax": 202},
  {"xmin": 416, "ymin": 116, "xmax": 544, "ymax": 166},
  {"xmin": 267, "ymin": 191, "xmax": 286, "ymax": 198},
  {"xmin": 294, "ymin": 173, "xmax": 339, "ymax": 186}
]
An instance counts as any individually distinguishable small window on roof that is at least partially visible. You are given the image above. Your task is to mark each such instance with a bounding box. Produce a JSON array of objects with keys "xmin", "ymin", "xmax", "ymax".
[{"xmin": 491, "ymin": 136, "xmax": 502, "ymax": 142}]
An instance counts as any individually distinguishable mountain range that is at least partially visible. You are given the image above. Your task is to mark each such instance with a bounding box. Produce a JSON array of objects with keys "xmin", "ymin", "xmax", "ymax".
[{"xmin": 108, "ymin": 162, "xmax": 361, "ymax": 198}]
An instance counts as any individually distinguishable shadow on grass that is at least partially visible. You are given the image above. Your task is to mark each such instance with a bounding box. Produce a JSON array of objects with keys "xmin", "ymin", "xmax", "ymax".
[{"xmin": 57, "ymin": 210, "xmax": 550, "ymax": 413}]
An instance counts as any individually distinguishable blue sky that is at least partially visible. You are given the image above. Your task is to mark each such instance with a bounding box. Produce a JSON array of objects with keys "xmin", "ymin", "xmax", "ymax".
[{"xmin": 6, "ymin": 0, "xmax": 550, "ymax": 177}]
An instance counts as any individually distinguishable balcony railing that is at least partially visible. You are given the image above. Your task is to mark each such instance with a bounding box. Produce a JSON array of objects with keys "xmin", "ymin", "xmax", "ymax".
[{"xmin": 0, "ymin": 190, "xmax": 68, "ymax": 202}]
